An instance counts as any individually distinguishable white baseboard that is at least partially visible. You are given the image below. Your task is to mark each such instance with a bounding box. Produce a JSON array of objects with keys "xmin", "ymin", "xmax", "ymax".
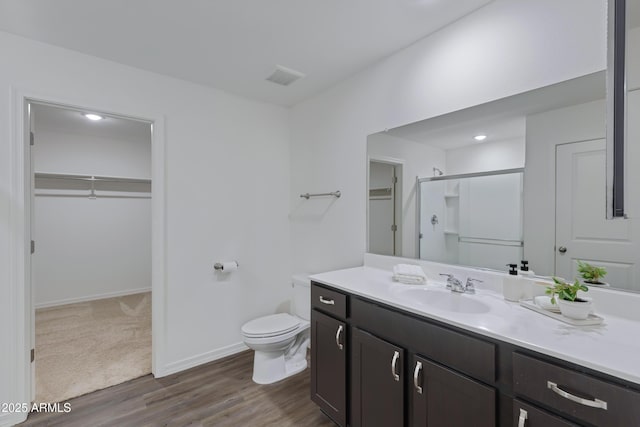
[
  {"xmin": 0, "ymin": 411, "xmax": 27, "ymax": 427},
  {"xmin": 35, "ymin": 287, "xmax": 152, "ymax": 309},
  {"xmin": 158, "ymin": 342, "xmax": 249, "ymax": 377}
]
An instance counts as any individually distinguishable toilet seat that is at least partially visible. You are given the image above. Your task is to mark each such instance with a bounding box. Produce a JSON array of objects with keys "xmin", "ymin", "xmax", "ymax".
[{"xmin": 241, "ymin": 313, "xmax": 301, "ymax": 338}]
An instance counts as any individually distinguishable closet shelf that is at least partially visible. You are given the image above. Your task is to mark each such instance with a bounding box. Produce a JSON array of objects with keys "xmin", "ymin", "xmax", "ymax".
[
  {"xmin": 369, "ymin": 187, "xmax": 392, "ymax": 200},
  {"xmin": 444, "ymin": 193, "xmax": 459, "ymax": 198},
  {"xmin": 34, "ymin": 172, "xmax": 151, "ymax": 195},
  {"xmin": 34, "ymin": 172, "xmax": 151, "ymax": 184}
]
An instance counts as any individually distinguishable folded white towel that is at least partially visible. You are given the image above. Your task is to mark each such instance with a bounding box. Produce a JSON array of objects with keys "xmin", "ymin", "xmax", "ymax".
[
  {"xmin": 393, "ymin": 264, "xmax": 426, "ymax": 278},
  {"xmin": 392, "ymin": 264, "xmax": 426, "ymax": 284},
  {"xmin": 393, "ymin": 275, "xmax": 425, "ymax": 284}
]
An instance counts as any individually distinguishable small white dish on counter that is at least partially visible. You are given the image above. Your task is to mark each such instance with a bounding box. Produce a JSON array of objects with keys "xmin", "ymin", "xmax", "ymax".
[{"xmin": 533, "ymin": 295, "xmax": 560, "ymax": 312}]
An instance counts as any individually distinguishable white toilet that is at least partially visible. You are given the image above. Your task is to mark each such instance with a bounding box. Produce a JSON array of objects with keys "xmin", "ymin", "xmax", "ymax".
[{"xmin": 241, "ymin": 274, "xmax": 311, "ymax": 384}]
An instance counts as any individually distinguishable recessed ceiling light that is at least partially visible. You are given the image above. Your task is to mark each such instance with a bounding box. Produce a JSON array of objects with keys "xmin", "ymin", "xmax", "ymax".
[
  {"xmin": 473, "ymin": 134, "xmax": 487, "ymax": 141},
  {"xmin": 83, "ymin": 113, "xmax": 104, "ymax": 121}
]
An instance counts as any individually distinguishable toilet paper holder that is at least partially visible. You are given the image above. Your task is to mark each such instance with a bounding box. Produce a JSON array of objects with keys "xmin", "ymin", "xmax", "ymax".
[{"xmin": 214, "ymin": 261, "xmax": 239, "ymax": 271}]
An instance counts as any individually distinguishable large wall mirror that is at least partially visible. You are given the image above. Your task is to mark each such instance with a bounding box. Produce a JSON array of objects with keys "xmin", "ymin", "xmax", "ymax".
[
  {"xmin": 367, "ymin": 64, "xmax": 639, "ymax": 291},
  {"xmin": 367, "ymin": 1, "xmax": 640, "ymax": 292}
]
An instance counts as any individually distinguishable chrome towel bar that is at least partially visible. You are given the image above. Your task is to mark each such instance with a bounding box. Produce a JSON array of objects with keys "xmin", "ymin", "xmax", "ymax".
[{"xmin": 300, "ymin": 190, "xmax": 341, "ymax": 199}]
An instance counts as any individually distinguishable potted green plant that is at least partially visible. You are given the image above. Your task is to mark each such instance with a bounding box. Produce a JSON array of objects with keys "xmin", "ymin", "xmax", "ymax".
[
  {"xmin": 577, "ymin": 261, "xmax": 608, "ymax": 286},
  {"xmin": 546, "ymin": 277, "xmax": 592, "ymax": 320}
]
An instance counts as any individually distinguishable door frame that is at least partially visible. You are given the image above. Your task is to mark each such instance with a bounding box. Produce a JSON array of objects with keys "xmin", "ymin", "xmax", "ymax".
[
  {"xmin": 9, "ymin": 87, "xmax": 167, "ymax": 414},
  {"xmin": 366, "ymin": 156, "xmax": 404, "ymax": 256}
]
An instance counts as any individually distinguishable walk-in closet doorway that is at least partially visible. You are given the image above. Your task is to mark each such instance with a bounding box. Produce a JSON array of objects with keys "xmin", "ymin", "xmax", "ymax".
[{"xmin": 25, "ymin": 100, "xmax": 159, "ymax": 404}]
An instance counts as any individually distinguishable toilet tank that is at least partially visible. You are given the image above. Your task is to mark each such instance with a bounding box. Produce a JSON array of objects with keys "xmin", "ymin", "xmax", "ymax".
[{"xmin": 292, "ymin": 274, "xmax": 311, "ymax": 321}]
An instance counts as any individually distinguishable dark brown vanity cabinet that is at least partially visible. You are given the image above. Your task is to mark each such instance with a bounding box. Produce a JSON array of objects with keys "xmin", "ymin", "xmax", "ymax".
[
  {"xmin": 310, "ymin": 282, "xmax": 640, "ymax": 427},
  {"xmin": 351, "ymin": 328, "xmax": 405, "ymax": 427},
  {"xmin": 311, "ymin": 282, "xmax": 498, "ymax": 426}
]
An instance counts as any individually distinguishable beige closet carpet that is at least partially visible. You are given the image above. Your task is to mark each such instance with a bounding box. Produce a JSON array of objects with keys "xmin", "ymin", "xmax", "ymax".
[{"xmin": 35, "ymin": 292, "xmax": 151, "ymax": 403}]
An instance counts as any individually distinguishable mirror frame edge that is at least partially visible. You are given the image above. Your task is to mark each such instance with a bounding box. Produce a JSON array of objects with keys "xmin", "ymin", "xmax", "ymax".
[{"xmin": 607, "ymin": 0, "xmax": 627, "ymax": 219}]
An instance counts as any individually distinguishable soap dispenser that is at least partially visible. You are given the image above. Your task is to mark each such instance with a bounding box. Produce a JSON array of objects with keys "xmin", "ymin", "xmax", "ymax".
[
  {"xmin": 503, "ymin": 264, "xmax": 523, "ymax": 302},
  {"xmin": 519, "ymin": 260, "xmax": 534, "ymax": 277}
]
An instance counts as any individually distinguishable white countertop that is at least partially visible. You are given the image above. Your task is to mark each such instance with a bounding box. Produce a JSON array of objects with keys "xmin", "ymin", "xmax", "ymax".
[{"xmin": 310, "ymin": 265, "xmax": 640, "ymax": 386}]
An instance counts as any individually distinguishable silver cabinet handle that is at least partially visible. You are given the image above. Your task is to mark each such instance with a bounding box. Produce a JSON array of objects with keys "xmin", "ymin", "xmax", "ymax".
[
  {"xmin": 335, "ymin": 325, "xmax": 344, "ymax": 350},
  {"xmin": 413, "ymin": 361, "xmax": 423, "ymax": 394},
  {"xmin": 547, "ymin": 381, "xmax": 608, "ymax": 410},
  {"xmin": 319, "ymin": 296, "xmax": 335, "ymax": 305},
  {"xmin": 391, "ymin": 351, "xmax": 400, "ymax": 382},
  {"xmin": 517, "ymin": 408, "xmax": 528, "ymax": 427}
]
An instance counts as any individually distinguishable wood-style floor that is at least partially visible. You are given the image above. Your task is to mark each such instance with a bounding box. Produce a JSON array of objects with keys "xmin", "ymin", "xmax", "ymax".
[{"xmin": 20, "ymin": 350, "xmax": 335, "ymax": 427}]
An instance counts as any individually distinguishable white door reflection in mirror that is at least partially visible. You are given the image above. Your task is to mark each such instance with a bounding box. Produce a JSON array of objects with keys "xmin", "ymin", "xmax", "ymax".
[{"xmin": 555, "ymin": 140, "xmax": 638, "ymax": 289}]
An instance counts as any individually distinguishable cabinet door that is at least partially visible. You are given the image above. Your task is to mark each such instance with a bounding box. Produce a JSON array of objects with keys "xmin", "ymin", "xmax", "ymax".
[
  {"xmin": 351, "ymin": 328, "xmax": 404, "ymax": 427},
  {"xmin": 410, "ymin": 355, "xmax": 495, "ymax": 427},
  {"xmin": 311, "ymin": 309, "xmax": 347, "ymax": 427}
]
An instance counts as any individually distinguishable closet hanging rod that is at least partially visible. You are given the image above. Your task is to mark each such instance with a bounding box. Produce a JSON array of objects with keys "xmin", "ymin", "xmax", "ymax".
[
  {"xmin": 300, "ymin": 190, "xmax": 341, "ymax": 199},
  {"xmin": 34, "ymin": 172, "xmax": 151, "ymax": 184},
  {"xmin": 34, "ymin": 192, "xmax": 152, "ymax": 200}
]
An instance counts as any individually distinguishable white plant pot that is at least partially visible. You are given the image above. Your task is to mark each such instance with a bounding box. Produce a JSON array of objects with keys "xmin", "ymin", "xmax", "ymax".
[
  {"xmin": 583, "ymin": 280, "xmax": 610, "ymax": 287},
  {"xmin": 557, "ymin": 298, "xmax": 593, "ymax": 320}
]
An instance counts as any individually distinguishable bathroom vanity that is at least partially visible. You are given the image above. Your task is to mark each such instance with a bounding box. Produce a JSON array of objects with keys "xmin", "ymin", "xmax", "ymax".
[{"xmin": 309, "ymin": 261, "xmax": 640, "ymax": 427}]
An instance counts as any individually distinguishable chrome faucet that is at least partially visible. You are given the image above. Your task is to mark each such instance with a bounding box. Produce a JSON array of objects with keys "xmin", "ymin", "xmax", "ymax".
[
  {"xmin": 464, "ymin": 278, "xmax": 483, "ymax": 295},
  {"xmin": 439, "ymin": 273, "xmax": 465, "ymax": 293},
  {"xmin": 439, "ymin": 274, "xmax": 482, "ymax": 294}
]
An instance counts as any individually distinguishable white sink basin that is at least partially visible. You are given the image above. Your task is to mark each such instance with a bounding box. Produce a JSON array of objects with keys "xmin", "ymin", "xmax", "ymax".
[{"xmin": 393, "ymin": 287, "xmax": 491, "ymax": 314}]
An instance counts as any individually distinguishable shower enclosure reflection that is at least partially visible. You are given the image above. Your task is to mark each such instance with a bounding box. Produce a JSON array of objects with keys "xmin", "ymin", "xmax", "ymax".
[{"xmin": 418, "ymin": 169, "xmax": 523, "ymax": 270}]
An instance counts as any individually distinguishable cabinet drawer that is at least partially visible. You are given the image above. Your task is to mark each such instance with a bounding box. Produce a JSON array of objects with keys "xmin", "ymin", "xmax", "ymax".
[
  {"xmin": 513, "ymin": 352, "xmax": 640, "ymax": 426},
  {"xmin": 351, "ymin": 297, "xmax": 495, "ymax": 384},
  {"xmin": 311, "ymin": 283, "xmax": 348, "ymax": 320},
  {"xmin": 513, "ymin": 399, "xmax": 579, "ymax": 427}
]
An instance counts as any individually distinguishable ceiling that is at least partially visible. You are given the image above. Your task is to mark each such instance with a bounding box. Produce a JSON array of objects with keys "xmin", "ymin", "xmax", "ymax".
[
  {"xmin": 386, "ymin": 71, "xmax": 606, "ymax": 151},
  {"xmin": 0, "ymin": 0, "xmax": 493, "ymax": 106},
  {"xmin": 391, "ymin": 116, "xmax": 526, "ymax": 151},
  {"xmin": 33, "ymin": 103, "xmax": 152, "ymax": 142}
]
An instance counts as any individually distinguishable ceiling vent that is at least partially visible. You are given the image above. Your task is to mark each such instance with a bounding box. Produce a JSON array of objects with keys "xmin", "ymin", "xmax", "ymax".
[{"xmin": 266, "ymin": 65, "xmax": 305, "ymax": 86}]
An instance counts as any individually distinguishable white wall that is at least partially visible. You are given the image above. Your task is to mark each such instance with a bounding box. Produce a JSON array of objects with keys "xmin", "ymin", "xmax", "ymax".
[
  {"xmin": 0, "ymin": 31, "xmax": 291, "ymax": 424},
  {"xmin": 445, "ymin": 138, "xmax": 524, "ymax": 175},
  {"xmin": 290, "ymin": 0, "xmax": 606, "ymax": 274},
  {"xmin": 34, "ymin": 197, "xmax": 151, "ymax": 307},
  {"xmin": 33, "ymin": 127, "xmax": 151, "ymax": 308},
  {"xmin": 368, "ymin": 133, "xmax": 445, "ymax": 258},
  {"xmin": 33, "ymin": 129, "xmax": 151, "ymax": 178}
]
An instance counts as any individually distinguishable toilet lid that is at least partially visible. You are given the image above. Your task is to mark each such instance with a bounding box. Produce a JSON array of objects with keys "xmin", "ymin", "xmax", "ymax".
[{"xmin": 242, "ymin": 313, "xmax": 300, "ymax": 337}]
